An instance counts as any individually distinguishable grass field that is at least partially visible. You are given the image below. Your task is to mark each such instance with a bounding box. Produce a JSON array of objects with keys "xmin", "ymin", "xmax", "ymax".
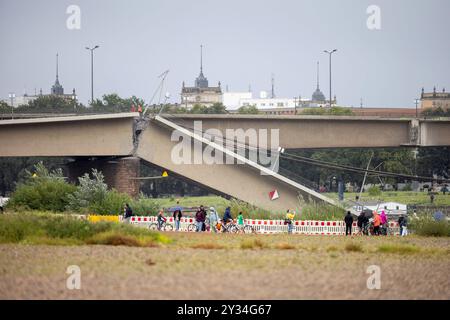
[
  {"xmin": 326, "ymin": 191, "xmax": 450, "ymax": 206},
  {"xmin": 0, "ymin": 231, "xmax": 449, "ymax": 299}
]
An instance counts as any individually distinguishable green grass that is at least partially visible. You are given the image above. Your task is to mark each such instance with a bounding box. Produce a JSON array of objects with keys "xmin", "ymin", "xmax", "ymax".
[
  {"xmin": 377, "ymin": 244, "xmax": 420, "ymax": 254},
  {"xmin": 0, "ymin": 212, "xmax": 170, "ymax": 247},
  {"xmin": 326, "ymin": 191, "xmax": 450, "ymax": 206},
  {"xmin": 152, "ymin": 195, "xmax": 345, "ymax": 220},
  {"xmin": 409, "ymin": 218, "xmax": 450, "ymax": 237}
]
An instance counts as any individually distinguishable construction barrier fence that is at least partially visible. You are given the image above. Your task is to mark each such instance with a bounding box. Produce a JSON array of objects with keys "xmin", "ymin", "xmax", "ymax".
[{"xmin": 126, "ymin": 216, "xmax": 401, "ymax": 235}]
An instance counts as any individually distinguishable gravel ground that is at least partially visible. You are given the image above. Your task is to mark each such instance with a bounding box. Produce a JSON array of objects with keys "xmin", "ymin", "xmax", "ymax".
[{"xmin": 0, "ymin": 234, "xmax": 449, "ymax": 300}]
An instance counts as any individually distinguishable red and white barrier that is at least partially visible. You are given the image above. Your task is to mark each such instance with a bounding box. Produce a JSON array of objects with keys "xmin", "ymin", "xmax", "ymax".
[{"xmin": 127, "ymin": 216, "xmax": 401, "ymax": 235}]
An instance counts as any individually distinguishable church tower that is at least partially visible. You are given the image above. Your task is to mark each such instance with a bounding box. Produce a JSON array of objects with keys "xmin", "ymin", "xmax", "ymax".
[
  {"xmin": 194, "ymin": 45, "xmax": 209, "ymax": 88},
  {"xmin": 311, "ymin": 61, "xmax": 326, "ymax": 102},
  {"xmin": 51, "ymin": 53, "xmax": 64, "ymax": 95}
]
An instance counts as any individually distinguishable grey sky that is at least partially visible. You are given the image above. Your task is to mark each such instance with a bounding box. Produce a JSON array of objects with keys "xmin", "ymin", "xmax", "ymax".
[{"xmin": 1, "ymin": 0, "xmax": 449, "ymax": 108}]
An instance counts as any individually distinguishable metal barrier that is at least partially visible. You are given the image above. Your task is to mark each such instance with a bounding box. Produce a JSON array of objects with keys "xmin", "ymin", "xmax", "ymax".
[{"xmin": 127, "ymin": 216, "xmax": 400, "ymax": 235}]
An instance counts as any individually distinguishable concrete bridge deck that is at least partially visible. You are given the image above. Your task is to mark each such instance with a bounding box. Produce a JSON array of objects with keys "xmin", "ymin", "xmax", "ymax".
[{"xmin": 1, "ymin": 113, "xmax": 449, "ymax": 211}]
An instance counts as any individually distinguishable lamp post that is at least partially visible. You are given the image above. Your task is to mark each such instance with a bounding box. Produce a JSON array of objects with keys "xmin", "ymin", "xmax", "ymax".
[
  {"xmin": 323, "ymin": 49, "xmax": 337, "ymax": 108},
  {"xmin": 8, "ymin": 92, "xmax": 15, "ymax": 119},
  {"xmin": 414, "ymin": 98, "xmax": 420, "ymax": 118},
  {"xmin": 85, "ymin": 45, "xmax": 99, "ymax": 104}
]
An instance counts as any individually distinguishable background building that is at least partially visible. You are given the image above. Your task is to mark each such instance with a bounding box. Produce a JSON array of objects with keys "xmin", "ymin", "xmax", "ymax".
[
  {"xmin": 420, "ymin": 87, "xmax": 450, "ymax": 109},
  {"xmin": 4, "ymin": 53, "xmax": 77, "ymax": 108},
  {"xmin": 180, "ymin": 46, "xmax": 222, "ymax": 109}
]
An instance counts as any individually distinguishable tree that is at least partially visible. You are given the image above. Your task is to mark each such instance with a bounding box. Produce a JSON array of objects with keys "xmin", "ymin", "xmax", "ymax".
[
  {"xmin": 13, "ymin": 95, "xmax": 84, "ymax": 114},
  {"xmin": 90, "ymin": 93, "xmax": 146, "ymax": 113},
  {"xmin": 7, "ymin": 162, "xmax": 76, "ymax": 211},
  {"xmin": 237, "ymin": 105, "xmax": 259, "ymax": 114},
  {"xmin": 300, "ymin": 107, "xmax": 353, "ymax": 116}
]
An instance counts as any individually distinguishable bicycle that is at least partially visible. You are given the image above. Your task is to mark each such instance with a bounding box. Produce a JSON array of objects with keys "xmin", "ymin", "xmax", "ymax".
[
  {"xmin": 234, "ymin": 223, "xmax": 256, "ymax": 234},
  {"xmin": 149, "ymin": 220, "xmax": 173, "ymax": 231}
]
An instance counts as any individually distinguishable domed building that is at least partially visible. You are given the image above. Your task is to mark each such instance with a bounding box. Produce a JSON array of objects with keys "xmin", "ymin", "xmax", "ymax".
[
  {"xmin": 311, "ymin": 61, "xmax": 326, "ymax": 105},
  {"xmin": 180, "ymin": 45, "xmax": 222, "ymax": 109}
]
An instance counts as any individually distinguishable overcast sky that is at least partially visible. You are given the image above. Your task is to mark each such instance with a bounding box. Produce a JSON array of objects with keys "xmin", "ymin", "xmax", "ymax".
[{"xmin": 1, "ymin": 0, "xmax": 449, "ymax": 108}]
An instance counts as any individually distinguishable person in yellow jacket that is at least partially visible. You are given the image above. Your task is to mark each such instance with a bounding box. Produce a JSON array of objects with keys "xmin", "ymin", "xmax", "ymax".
[{"xmin": 286, "ymin": 210, "xmax": 295, "ymax": 234}]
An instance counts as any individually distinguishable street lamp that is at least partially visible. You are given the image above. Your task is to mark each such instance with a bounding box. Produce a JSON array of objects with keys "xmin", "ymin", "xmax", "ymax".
[
  {"xmin": 85, "ymin": 45, "xmax": 99, "ymax": 104},
  {"xmin": 8, "ymin": 92, "xmax": 15, "ymax": 119},
  {"xmin": 414, "ymin": 98, "xmax": 420, "ymax": 118},
  {"xmin": 323, "ymin": 49, "xmax": 337, "ymax": 108}
]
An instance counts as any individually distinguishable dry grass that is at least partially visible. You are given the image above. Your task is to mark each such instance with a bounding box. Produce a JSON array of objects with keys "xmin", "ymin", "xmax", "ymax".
[
  {"xmin": 1, "ymin": 233, "xmax": 449, "ymax": 299},
  {"xmin": 275, "ymin": 242, "xmax": 296, "ymax": 250},
  {"xmin": 190, "ymin": 243, "xmax": 225, "ymax": 250},
  {"xmin": 345, "ymin": 242, "xmax": 363, "ymax": 252},
  {"xmin": 240, "ymin": 238, "xmax": 267, "ymax": 249}
]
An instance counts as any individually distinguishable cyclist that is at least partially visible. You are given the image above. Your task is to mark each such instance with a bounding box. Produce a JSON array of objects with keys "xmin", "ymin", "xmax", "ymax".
[
  {"xmin": 157, "ymin": 209, "xmax": 166, "ymax": 230},
  {"xmin": 222, "ymin": 207, "xmax": 233, "ymax": 229}
]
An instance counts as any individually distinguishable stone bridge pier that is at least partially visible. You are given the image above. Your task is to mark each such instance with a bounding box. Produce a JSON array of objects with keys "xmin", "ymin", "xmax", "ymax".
[{"xmin": 66, "ymin": 156, "xmax": 141, "ymax": 198}]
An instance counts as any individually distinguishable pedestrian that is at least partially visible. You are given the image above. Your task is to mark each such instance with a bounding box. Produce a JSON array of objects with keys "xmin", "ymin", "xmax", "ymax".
[
  {"xmin": 357, "ymin": 211, "xmax": 365, "ymax": 235},
  {"xmin": 173, "ymin": 201, "xmax": 182, "ymax": 231},
  {"xmin": 380, "ymin": 210, "xmax": 388, "ymax": 235},
  {"xmin": 123, "ymin": 203, "xmax": 133, "ymax": 223},
  {"xmin": 157, "ymin": 209, "xmax": 166, "ymax": 230},
  {"xmin": 442, "ymin": 185, "xmax": 448, "ymax": 195},
  {"xmin": 285, "ymin": 209, "xmax": 295, "ymax": 234},
  {"xmin": 209, "ymin": 207, "xmax": 219, "ymax": 233},
  {"xmin": 372, "ymin": 211, "xmax": 381, "ymax": 235},
  {"xmin": 137, "ymin": 104, "xmax": 143, "ymax": 113},
  {"xmin": 344, "ymin": 211, "xmax": 353, "ymax": 236},
  {"xmin": 237, "ymin": 212, "xmax": 244, "ymax": 232},
  {"xmin": 195, "ymin": 205, "xmax": 206, "ymax": 232},
  {"xmin": 401, "ymin": 215, "xmax": 408, "ymax": 236},
  {"xmin": 397, "ymin": 215, "xmax": 404, "ymax": 236},
  {"xmin": 130, "ymin": 104, "xmax": 136, "ymax": 112}
]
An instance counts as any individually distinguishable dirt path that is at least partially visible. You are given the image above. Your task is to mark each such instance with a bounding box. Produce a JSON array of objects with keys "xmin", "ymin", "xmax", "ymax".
[{"xmin": 0, "ymin": 234, "xmax": 449, "ymax": 299}]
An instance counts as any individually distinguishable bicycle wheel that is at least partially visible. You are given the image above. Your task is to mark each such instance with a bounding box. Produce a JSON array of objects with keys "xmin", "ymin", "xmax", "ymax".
[
  {"xmin": 187, "ymin": 224, "xmax": 197, "ymax": 232},
  {"xmin": 164, "ymin": 223, "xmax": 174, "ymax": 231},
  {"xmin": 149, "ymin": 223, "xmax": 158, "ymax": 231},
  {"xmin": 228, "ymin": 224, "xmax": 238, "ymax": 233},
  {"xmin": 243, "ymin": 225, "xmax": 255, "ymax": 234}
]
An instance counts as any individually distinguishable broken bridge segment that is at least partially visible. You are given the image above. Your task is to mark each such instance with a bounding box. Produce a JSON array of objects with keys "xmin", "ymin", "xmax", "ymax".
[{"xmin": 135, "ymin": 115, "xmax": 338, "ymax": 212}]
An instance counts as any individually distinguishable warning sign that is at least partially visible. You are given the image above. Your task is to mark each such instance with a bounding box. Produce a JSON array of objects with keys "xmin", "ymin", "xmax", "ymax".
[{"xmin": 269, "ymin": 189, "xmax": 279, "ymax": 201}]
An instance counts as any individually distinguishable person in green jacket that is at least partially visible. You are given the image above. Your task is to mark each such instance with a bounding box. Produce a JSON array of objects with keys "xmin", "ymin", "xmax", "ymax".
[{"xmin": 237, "ymin": 212, "xmax": 244, "ymax": 232}]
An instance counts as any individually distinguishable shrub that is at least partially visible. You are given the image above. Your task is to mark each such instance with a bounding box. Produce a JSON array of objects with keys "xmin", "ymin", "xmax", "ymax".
[
  {"xmin": 7, "ymin": 162, "xmax": 76, "ymax": 212},
  {"xmin": 0, "ymin": 212, "xmax": 170, "ymax": 246},
  {"xmin": 130, "ymin": 196, "xmax": 160, "ymax": 216},
  {"xmin": 409, "ymin": 217, "xmax": 450, "ymax": 237},
  {"xmin": 66, "ymin": 169, "xmax": 108, "ymax": 213},
  {"xmin": 66, "ymin": 169, "xmax": 132, "ymax": 215},
  {"xmin": 368, "ymin": 186, "xmax": 382, "ymax": 197}
]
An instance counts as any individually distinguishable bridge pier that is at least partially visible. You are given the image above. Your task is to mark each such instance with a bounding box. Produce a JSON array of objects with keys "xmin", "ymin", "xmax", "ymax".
[{"xmin": 66, "ymin": 156, "xmax": 141, "ymax": 198}]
